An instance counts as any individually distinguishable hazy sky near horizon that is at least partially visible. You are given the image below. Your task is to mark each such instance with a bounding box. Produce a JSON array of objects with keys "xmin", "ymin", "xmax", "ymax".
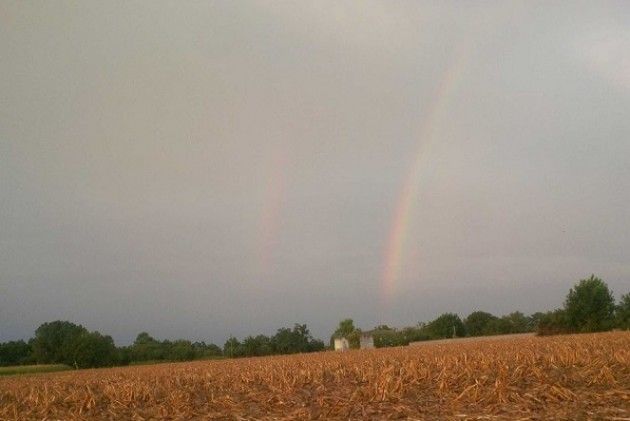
[{"xmin": 1, "ymin": 1, "xmax": 629, "ymax": 345}]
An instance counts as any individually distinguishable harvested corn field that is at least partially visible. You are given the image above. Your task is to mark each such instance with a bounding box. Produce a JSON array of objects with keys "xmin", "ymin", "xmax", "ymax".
[{"xmin": 1, "ymin": 332, "xmax": 629, "ymax": 420}]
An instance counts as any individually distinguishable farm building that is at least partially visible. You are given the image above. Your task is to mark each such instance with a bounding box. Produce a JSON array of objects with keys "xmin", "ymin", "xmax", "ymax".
[
  {"xmin": 333, "ymin": 338, "xmax": 349, "ymax": 352},
  {"xmin": 360, "ymin": 334, "xmax": 374, "ymax": 349}
]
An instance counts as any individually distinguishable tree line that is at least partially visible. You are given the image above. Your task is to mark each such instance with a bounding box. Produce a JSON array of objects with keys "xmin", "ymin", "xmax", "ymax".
[
  {"xmin": 330, "ymin": 275, "xmax": 629, "ymax": 349},
  {"xmin": 0, "ymin": 322, "xmax": 323, "ymax": 368},
  {"xmin": 1, "ymin": 275, "xmax": 628, "ymax": 368},
  {"xmin": 222, "ymin": 324, "xmax": 325, "ymax": 357}
]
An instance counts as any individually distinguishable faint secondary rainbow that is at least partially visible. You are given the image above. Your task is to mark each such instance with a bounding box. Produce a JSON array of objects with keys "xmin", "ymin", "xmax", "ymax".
[{"xmin": 381, "ymin": 45, "xmax": 470, "ymax": 307}]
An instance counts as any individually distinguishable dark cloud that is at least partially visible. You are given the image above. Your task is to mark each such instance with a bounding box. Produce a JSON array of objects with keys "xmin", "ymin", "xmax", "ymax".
[{"xmin": 1, "ymin": 1, "xmax": 629, "ymax": 345}]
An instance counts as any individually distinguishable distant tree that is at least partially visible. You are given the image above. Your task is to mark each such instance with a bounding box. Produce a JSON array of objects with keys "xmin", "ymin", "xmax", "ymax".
[
  {"xmin": 0, "ymin": 340, "xmax": 32, "ymax": 366},
  {"xmin": 400, "ymin": 326, "xmax": 430, "ymax": 343},
  {"xmin": 271, "ymin": 324, "xmax": 314, "ymax": 354},
  {"xmin": 291, "ymin": 324, "xmax": 312, "ymax": 353},
  {"xmin": 330, "ymin": 319, "xmax": 361, "ymax": 348},
  {"xmin": 503, "ymin": 311, "xmax": 529, "ymax": 334},
  {"xmin": 167, "ymin": 340, "xmax": 196, "ymax": 361},
  {"xmin": 224, "ymin": 324, "xmax": 323, "ymax": 358},
  {"xmin": 223, "ymin": 337, "xmax": 243, "ymax": 358},
  {"xmin": 616, "ymin": 293, "xmax": 630, "ymax": 330},
  {"xmin": 271, "ymin": 327, "xmax": 295, "ymax": 354},
  {"xmin": 31, "ymin": 321, "xmax": 88, "ymax": 364},
  {"xmin": 426, "ymin": 313, "xmax": 466, "ymax": 339},
  {"xmin": 528, "ymin": 312, "xmax": 546, "ymax": 332},
  {"xmin": 537, "ymin": 309, "xmax": 569, "ymax": 336},
  {"xmin": 307, "ymin": 338, "xmax": 325, "ymax": 352},
  {"xmin": 30, "ymin": 321, "xmax": 118, "ymax": 368},
  {"xmin": 131, "ymin": 332, "xmax": 164, "ymax": 361},
  {"xmin": 243, "ymin": 335, "xmax": 272, "ymax": 357},
  {"xmin": 373, "ymin": 325, "xmax": 392, "ymax": 331},
  {"xmin": 464, "ymin": 311, "xmax": 498, "ymax": 336},
  {"xmin": 485, "ymin": 317, "xmax": 513, "ymax": 335},
  {"xmin": 371, "ymin": 328, "xmax": 408, "ymax": 348},
  {"xmin": 68, "ymin": 331, "xmax": 117, "ymax": 368},
  {"xmin": 564, "ymin": 275, "xmax": 615, "ymax": 332},
  {"xmin": 116, "ymin": 346, "xmax": 132, "ymax": 366},
  {"xmin": 332, "ymin": 319, "xmax": 356, "ymax": 339},
  {"xmin": 191, "ymin": 341, "xmax": 222, "ymax": 358}
]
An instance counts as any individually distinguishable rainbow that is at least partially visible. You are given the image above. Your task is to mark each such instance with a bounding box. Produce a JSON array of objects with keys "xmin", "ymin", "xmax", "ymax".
[{"xmin": 381, "ymin": 44, "xmax": 470, "ymax": 307}]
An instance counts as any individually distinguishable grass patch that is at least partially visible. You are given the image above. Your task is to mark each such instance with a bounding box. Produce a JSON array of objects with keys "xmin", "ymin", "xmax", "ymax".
[{"xmin": 0, "ymin": 364, "xmax": 70, "ymax": 376}]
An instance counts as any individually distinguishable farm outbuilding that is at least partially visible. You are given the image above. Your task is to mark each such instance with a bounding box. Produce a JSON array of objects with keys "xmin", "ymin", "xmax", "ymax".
[
  {"xmin": 360, "ymin": 334, "xmax": 374, "ymax": 349},
  {"xmin": 334, "ymin": 338, "xmax": 349, "ymax": 352}
]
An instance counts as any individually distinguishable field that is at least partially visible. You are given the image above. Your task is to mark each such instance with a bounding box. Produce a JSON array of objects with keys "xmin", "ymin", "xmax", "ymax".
[
  {"xmin": 0, "ymin": 364, "xmax": 69, "ymax": 377},
  {"xmin": 1, "ymin": 332, "xmax": 628, "ymax": 420}
]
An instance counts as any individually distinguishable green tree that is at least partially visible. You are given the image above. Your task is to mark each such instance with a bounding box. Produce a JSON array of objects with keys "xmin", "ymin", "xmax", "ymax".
[
  {"xmin": 332, "ymin": 319, "xmax": 356, "ymax": 338},
  {"xmin": 616, "ymin": 293, "xmax": 630, "ymax": 329},
  {"xmin": 223, "ymin": 337, "xmax": 243, "ymax": 358},
  {"xmin": 330, "ymin": 319, "xmax": 361, "ymax": 348},
  {"xmin": 242, "ymin": 335, "xmax": 272, "ymax": 357},
  {"xmin": 528, "ymin": 312, "xmax": 546, "ymax": 332},
  {"xmin": 537, "ymin": 309, "xmax": 569, "ymax": 335},
  {"xmin": 67, "ymin": 331, "xmax": 117, "ymax": 368},
  {"xmin": 564, "ymin": 275, "xmax": 615, "ymax": 332},
  {"xmin": 371, "ymin": 328, "xmax": 408, "ymax": 348},
  {"xmin": 31, "ymin": 321, "xmax": 88, "ymax": 364},
  {"xmin": 131, "ymin": 332, "xmax": 164, "ymax": 361},
  {"xmin": 307, "ymin": 338, "xmax": 325, "ymax": 352},
  {"xmin": 485, "ymin": 317, "xmax": 512, "ymax": 335},
  {"xmin": 401, "ymin": 325, "xmax": 430, "ymax": 343},
  {"xmin": 464, "ymin": 311, "xmax": 498, "ymax": 336},
  {"xmin": 190, "ymin": 341, "xmax": 222, "ymax": 358},
  {"xmin": 0, "ymin": 340, "xmax": 32, "ymax": 366},
  {"xmin": 503, "ymin": 311, "xmax": 529, "ymax": 333},
  {"xmin": 426, "ymin": 313, "xmax": 466, "ymax": 339},
  {"xmin": 167, "ymin": 340, "xmax": 195, "ymax": 361}
]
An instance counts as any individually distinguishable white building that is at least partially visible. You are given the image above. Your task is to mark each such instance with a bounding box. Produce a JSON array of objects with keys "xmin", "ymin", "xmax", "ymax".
[{"xmin": 334, "ymin": 337, "xmax": 349, "ymax": 351}]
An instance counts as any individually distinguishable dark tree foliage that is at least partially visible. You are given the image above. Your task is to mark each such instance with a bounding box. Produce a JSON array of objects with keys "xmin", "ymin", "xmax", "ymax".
[
  {"xmin": 224, "ymin": 324, "xmax": 324, "ymax": 358},
  {"xmin": 528, "ymin": 312, "xmax": 546, "ymax": 332},
  {"xmin": 0, "ymin": 340, "xmax": 32, "ymax": 366},
  {"xmin": 564, "ymin": 275, "xmax": 616, "ymax": 332},
  {"xmin": 131, "ymin": 332, "xmax": 165, "ymax": 361},
  {"xmin": 426, "ymin": 313, "xmax": 466, "ymax": 339},
  {"xmin": 464, "ymin": 311, "xmax": 498, "ymax": 336},
  {"xmin": 223, "ymin": 337, "xmax": 243, "ymax": 358},
  {"xmin": 271, "ymin": 324, "xmax": 323, "ymax": 354},
  {"xmin": 616, "ymin": 293, "xmax": 630, "ymax": 330},
  {"xmin": 371, "ymin": 328, "xmax": 408, "ymax": 348},
  {"xmin": 131, "ymin": 333, "xmax": 222, "ymax": 362},
  {"xmin": 192, "ymin": 341, "xmax": 222, "ymax": 358},
  {"xmin": 400, "ymin": 325, "xmax": 430, "ymax": 343},
  {"xmin": 29, "ymin": 321, "xmax": 118, "ymax": 368},
  {"xmin": 537, "ymin": 309, "xmax": 570, "ymax": 336},
  {"xmin": 31, "ymin": 321, "xmax": 88, "ymax": 364},
  {"xmin": 167, "ymin": 340, "xmax": 196, "ymax": 361},
  {"xmin": 68, "ymin": 331, "xmax": 117, "ymax": 368}
]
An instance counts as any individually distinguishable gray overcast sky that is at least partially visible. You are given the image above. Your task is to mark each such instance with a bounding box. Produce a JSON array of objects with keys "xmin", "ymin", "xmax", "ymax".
[{"xmin": 1, "ymin": 1, "xmax": 629, "ymax": 345}]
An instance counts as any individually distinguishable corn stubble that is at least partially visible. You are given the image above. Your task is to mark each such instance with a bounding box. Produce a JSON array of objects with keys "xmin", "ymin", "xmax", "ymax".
[{"xmin": 1, "ymin": 332, "xmax": 628, "ymax": 420}]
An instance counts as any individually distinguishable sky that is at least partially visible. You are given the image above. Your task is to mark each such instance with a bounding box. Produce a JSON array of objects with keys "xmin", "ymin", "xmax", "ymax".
[{"xmin": 1, "ymin": 1, "xmax": 629, "ymax": 346}]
